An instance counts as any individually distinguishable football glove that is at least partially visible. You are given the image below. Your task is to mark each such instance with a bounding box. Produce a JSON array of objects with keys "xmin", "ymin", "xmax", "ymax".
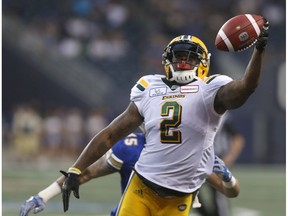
[
  {"xmin": 213, "ymin": 155, "xmax": 232, "ymax": 182},
  {"xmin": 19, "ymin": 195, "xmax": 46, "ymax": 216},
  {"xmin": 60, "ymin": 169, "xmax": 80, "ymax": 212},
  {"xmin": 255, "ymin": 17, "xmax": 269, "ymax": 51}
]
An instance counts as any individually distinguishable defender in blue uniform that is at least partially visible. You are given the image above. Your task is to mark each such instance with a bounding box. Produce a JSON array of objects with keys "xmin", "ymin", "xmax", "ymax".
[
  {"xmin": 108, "ymin": 133, "xmax": 145, "ymax": 194},
  {"xmin": 105, "ymin": 133, "xmax": 145, "ymax": 215}
]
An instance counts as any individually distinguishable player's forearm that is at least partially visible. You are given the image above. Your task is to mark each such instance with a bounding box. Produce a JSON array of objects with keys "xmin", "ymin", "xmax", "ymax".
[
  {"xmin": 39, "ymin": 162, "xmax": 111, "ymax": 202},
  {"xmin": 72, "ymin": 130, "xmax": 113, "ymax": 172},
  {"xmin": 55, "ymin": 155, "xmax": 117, "ymax": 189},
  {"xmin": 79, "ymin": 156, "xmax": 117, "ymax": 184},
  {"xmin": 38, "ymin": 173, "xmax": 97, "ymax": 203},
  {"xmin": 238, "ymin": 18, "xmax": 268, "ymax": 95},
  {"xmin": 71, "ymin": 126, "xmax": 128, "ymax": 172},
  {"xmin": 207, "ymin": 173, "xmax": 240, "ymax": 198},
  {"xmin": 37, "ymin": 176, "xmax": 70, "ymax": 203},
  {"xmin": 71, "ymin": 103, "xmax": 142, "ymax": 172},
  {"xmin": 242, "ymin": 48, "xmax": 265, "ymax": 92},
  {"xmin": 221, "ymin": 176, "xmax": 240, "ymax": 198},
  {"xmin": 38, "ymin": 182, "xmax": 62, "ymax": 203}
]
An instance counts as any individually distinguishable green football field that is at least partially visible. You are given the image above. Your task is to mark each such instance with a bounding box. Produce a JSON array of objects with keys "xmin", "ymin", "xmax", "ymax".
[{"xmin": 2, "ymin": 158, "xmax": 286, "ymax": 216}]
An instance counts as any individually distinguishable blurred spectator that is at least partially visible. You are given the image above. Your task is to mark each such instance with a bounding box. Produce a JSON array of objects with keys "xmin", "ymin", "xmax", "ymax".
[
  {"xmin": 86, "ymin": 32, "xmax": 129, "ymax": 61},
  {"xmin": 197, "ymin": 112, "xmax": 245, "ymax": 216},
  {"xmin": 58, "ymin": 37, "xmax": 82, "ymax": 58},
  {"xmin": 215, "ymin": 114, "xmax": 245, "ymax": 166},
  {"xmin": 11, "ymin": 104, "xmax": 43, "ymax": 162},
  {"xmin": 262, "ymin": 3, "xmax": 285, "ymax": 26},
  {"xmin": 84, "ymin": 108, "xmax": 108, "ymax": 142},
  {"xmin": 140, "ymin": 32, "xmax": 169, "ymax": 76},
  {"xmin": 63, "ymin": 107, "xmax": 85, "ymax": 157},
  {"xmin": 5, "ymin": 105, "xmax": 109, "ymax": 160},
  {"xmin": 232, "ymin": 0, "xmax": 263, "ymax": 14},
  {"xmin": 105, "ymin": 1, "xmax": 129, "ymax": 28},
  {"xmin": 42, "ymin": 107, "xmax": 65, "ymax": 158},
  {"xmin": 277, "ymin": 61, "xmax": 285, "ymax": 111},
  {"xmin": 64, "ymin": 17, "xmax": 99, "ymax": 40}
]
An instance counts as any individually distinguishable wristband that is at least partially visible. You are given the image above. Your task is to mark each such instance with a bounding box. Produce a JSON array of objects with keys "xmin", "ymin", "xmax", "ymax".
[
  {"xmin": 38, "ymin": 182, "xmax": 61, "ymax": 202},
  {"xmin": 223, "ymin": 176, "xmax": 237, "ymax": 189},
  {"xmin": 68, "ymin": 167, "xmax": 82, "ymax": 175}
]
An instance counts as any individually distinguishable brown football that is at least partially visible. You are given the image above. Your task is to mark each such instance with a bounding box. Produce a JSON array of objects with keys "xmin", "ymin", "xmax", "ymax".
[{"xmin": 215, "ymin": 14, "xmax": 265, "ymax": 52}]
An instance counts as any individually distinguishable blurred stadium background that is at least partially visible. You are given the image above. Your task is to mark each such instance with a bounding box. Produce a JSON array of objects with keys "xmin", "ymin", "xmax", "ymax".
[{"xmin": 2, "ymin": 0, "xmax": 286, "ymax": 215}]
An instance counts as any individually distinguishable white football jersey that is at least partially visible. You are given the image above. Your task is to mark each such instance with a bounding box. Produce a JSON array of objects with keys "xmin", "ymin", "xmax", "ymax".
[{"xmin": 131, "ymin": 74, "xmax": 232, "ymax": 193}]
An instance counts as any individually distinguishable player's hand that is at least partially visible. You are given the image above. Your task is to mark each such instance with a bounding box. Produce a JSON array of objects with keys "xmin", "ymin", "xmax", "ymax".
[
  {"xmin": 213, "ymin": 156, "xmax": 232, "ymax": 182},
  {"xmin": 60, "ymin": 170, "xmax": 80, "ymax": 212},
  {"xmin": 255, "ymin": 17, "xmax": 269, "ymax": 51},
  {"xmin": 19, "ymin": 195, "xmax": 46, "ymax": 216}
]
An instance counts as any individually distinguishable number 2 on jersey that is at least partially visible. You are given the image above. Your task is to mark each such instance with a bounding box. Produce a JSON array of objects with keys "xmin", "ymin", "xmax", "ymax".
[{"xmin": 160, "ymin": 101, "xmax": 182, "ymax": 144}]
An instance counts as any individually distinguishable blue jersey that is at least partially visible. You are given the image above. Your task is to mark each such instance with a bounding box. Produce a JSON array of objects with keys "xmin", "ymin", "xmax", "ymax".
[{"xmin": 106, "ymin": 133, "xmax": 145, "ymax": 215}]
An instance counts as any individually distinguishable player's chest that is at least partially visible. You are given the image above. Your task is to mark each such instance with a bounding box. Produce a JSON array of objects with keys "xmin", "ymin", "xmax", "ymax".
[{"xmin": 146, "ymin": 85, "xmax": 202, "ymax": 106}]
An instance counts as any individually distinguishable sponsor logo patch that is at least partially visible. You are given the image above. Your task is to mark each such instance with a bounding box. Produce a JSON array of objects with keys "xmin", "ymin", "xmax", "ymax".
[
  {"xmin": 180, "ymin": 85, "xmax": 199, "ymax": 93},
  {"xmin": 149, "ymin": 87, "xmax": 167, "ymax": 97}
]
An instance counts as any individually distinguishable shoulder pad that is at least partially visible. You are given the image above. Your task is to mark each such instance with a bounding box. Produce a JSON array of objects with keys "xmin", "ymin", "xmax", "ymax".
[
  {"xmin": 203, "ymin": 74, "xmax": 221, "ymax": 83},
  {"xmin": 204, "ymin": 74, "xmax": 232, "ymax": 84}
]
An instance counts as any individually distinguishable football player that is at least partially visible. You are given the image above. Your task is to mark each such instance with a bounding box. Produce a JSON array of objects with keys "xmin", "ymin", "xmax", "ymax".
[
  {"xmin": 60, "ymin": 19, "xmax": 268, "ymax": 216},
  {"xmin": 20, "ymin": 132, "xmax": 239, "ymax": 216}
]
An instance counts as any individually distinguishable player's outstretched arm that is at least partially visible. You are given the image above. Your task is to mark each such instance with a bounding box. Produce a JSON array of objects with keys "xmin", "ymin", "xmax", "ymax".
[
  {"xmin": 19, "ymin": 155, "xmax": 117, "ymax": 216},
  {"xmin": 214, "ymin": 18, "xmax": 269, "ymax": 114},
  {"xmin": 61, "ymin": 102, "xmax": 143, "ymax": 212},
  {"xmin": 206, "ymin": 155, "xmax": 240, "ymax": 198}
]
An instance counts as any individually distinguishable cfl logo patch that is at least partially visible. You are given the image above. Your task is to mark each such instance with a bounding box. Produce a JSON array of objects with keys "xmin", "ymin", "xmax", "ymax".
[{"xmin": 239, "ymin": 32, "xmax": 249, "ymax": 41}]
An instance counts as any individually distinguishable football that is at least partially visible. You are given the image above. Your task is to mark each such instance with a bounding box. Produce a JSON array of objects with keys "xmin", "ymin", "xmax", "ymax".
[{"xmin": 215, "ymin": 14, "xmax": 265, "ymax": 52}]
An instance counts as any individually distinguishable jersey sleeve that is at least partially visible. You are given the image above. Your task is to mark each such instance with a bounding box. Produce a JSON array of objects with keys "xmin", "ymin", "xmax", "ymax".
[
  {"xmin": 130, "ymin": 76, "xmax": 150, "ymax": 117},
  {"xmin": 203, "ymin": 74, "xmax": 233, "ymax": 116}
]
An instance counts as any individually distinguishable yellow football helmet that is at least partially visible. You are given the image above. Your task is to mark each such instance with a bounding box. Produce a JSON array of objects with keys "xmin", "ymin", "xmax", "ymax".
[{"xmin": 162, "ymin": 35, "xmax": 211, "ymax": 83}]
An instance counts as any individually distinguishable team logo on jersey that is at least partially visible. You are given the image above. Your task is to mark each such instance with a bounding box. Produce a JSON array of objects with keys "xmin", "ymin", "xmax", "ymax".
[
  {"xmin": 177, "ymin": 204, "xmax": 187, "ymax": 211},
  {"xmin": 149, "ymin": 87, "xmax": 167, "ymax": 97},
  {"xmin": 162, "ymin": 94, "xmax": 185, "ymax": 100},
  {"xmin": 180, "ymin": 85, "xmax": 199, "ymax": 93}
]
